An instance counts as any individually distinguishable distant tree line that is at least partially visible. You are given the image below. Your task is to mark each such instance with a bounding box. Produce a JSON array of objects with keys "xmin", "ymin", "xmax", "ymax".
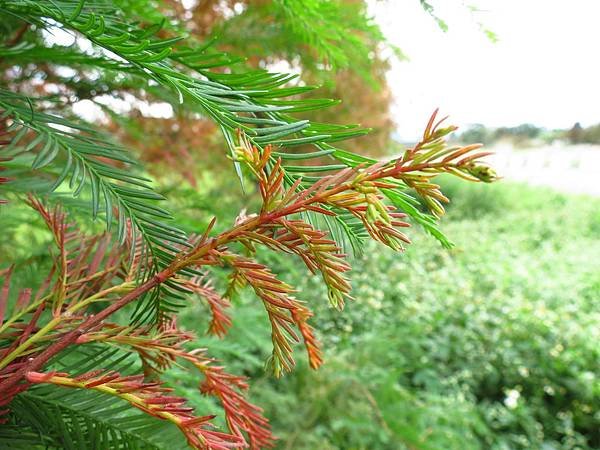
[
  {"xmin": 455, "ymin": 122, "xmax": 600, "ymax": 147},
  {"xmin": 566, "ymin": 122, "xmax": 600, "ymax": 144}
]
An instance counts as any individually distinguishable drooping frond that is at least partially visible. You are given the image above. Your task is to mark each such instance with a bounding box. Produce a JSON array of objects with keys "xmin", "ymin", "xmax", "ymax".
[
  {"xmin": 222, "ymin": 252, "xmax": 322, "ymax": 377},
  {"xmin": 2, "ymin": 343, "xmax": 185, "ymax": 450},
  {"xmin": 6, "ymin": 386, "xmax": 187, "ymax": 450},
  {"xmin": 179, "ymin": 276, "xmax": 233, "ymax": 338},
  {"xmin": 25, "ymin": 370, "xmax": 244, "ymax": 450},
  {"xmin": 76, "ymin": 323, "xmax": 274, "ymax": 449}
]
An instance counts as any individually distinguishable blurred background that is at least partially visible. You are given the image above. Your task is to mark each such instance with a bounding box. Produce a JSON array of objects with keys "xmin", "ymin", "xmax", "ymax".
[
  {"xmin": 373, "ymin": 0, "xmax": 600, "ymax": 197},
  {"xmin": 3, "ymin": 1, "xmax": 599, "ymax": 449}
]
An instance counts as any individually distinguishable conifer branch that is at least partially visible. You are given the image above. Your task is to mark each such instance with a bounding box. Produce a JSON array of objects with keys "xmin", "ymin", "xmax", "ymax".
[{"xmin": 25, "ymin": 370, "xmax": 245, "ymax": 450}]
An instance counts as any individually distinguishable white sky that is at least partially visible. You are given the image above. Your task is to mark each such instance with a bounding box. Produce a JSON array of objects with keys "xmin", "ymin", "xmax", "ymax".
[{"xmin": 370, "ymin": 1, "xmax": 600, "ymax": 140}]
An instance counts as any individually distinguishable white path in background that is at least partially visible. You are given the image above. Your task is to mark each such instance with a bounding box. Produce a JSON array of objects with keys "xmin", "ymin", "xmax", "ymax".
[{"xmin": 485, "ymin": 144, "xmax": 600, "ymax": 197}]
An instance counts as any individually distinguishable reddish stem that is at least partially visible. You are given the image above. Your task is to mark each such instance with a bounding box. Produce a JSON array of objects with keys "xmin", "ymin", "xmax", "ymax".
[{"xmin": 0, "ymin": 273, "xmax": 163, "ymax": 394}]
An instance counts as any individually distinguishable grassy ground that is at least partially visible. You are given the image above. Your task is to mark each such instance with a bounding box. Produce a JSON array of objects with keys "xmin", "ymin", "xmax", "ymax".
[{"xmin": 172, "ymin": 178, "xmax": 600, "ymax": 449}]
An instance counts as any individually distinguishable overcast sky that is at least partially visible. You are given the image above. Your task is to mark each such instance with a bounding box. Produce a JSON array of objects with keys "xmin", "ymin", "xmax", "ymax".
[{"xmin": 370, "ymin": 1, "xmax": 600, "ymax": 139}]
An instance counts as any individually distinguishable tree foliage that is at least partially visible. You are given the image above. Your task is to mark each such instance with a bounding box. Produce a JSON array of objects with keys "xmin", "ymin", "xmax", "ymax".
[{"xmin": 0, "ymin": 1, "xmax": 496, "ymax": 448}]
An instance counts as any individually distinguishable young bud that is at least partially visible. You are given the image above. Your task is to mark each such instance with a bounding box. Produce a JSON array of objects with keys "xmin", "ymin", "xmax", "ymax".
[
  {"xmin": 465, "ymin": 163, "xmax": 498, "ymax": 182},
  {"xmin": 366, "ymin": 203, "xmax": 379, "ymax": 223}
]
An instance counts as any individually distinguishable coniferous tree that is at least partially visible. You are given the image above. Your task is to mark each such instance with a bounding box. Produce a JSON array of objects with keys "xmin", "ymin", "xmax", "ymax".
[{"xmin": 0, "ymin": 1, "xmax": 495, "ymax": 448}]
